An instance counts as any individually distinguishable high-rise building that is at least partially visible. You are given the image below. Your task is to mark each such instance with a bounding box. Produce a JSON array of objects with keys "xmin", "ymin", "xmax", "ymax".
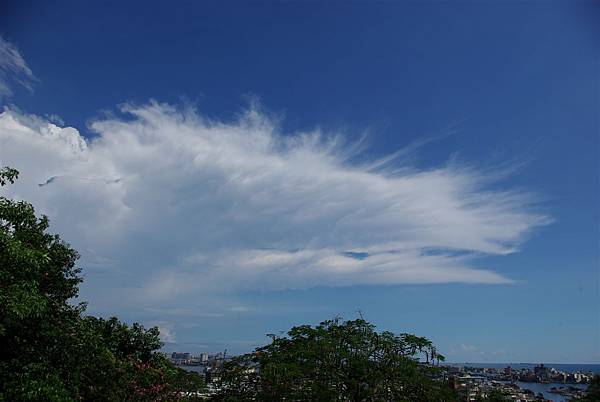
[
  {"xmin": 171, "ymin": 352, "xmax": 190, "ymax": 360},
  {"xmin": 533, "ymin": 364, "xmax": 550, "ymax": 381}
]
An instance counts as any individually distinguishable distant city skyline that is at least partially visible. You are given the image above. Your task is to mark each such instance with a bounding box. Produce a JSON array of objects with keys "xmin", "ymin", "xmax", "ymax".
[{"xmin": 0, "ymin": 1, "xmax": 598, "ymax": 363}]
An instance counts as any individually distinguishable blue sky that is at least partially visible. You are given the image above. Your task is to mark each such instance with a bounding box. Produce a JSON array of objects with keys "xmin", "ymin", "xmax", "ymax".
[{"xmin": 0, "ymin": 1, "xmax": 598, "ymax": 363}]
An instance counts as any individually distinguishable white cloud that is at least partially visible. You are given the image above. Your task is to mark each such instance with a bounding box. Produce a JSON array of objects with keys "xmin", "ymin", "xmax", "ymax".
[
  {"xmin": 0, "ymin": 102, "xmax": 549, "ymax": 316},
  {"xmin": 152, "ymin": 321, "xmax": 176, "ymax": 343},
  {"xmin": 0, "ymin": 36, "xmax": 36, "ymax": 97}
]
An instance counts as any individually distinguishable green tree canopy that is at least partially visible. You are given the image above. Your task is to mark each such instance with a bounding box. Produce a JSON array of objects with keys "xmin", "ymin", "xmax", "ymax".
[
  {"xmin": 212, "ymin": 317, "xmax": 457, "ymax": 402},
  {"xmin": 0, "ymin": 167, "xmax": 204, "ymax": 401},
  {"xmin": 579, "ymin": 374, "xmax": 600, "ymax": 401}
]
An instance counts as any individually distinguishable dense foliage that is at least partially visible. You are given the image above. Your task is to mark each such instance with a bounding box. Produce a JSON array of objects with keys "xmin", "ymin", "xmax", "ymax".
[
  {"xmin": 579, "ymin": 374, "xmax": 600, "ymax": 401},
  {"xmin": 0, "ymin": 168, "xmax": 204, "ymax": 401},
  {"xmin": 212, "ymin": 317, "xmax": 457, "ymax": 401}
]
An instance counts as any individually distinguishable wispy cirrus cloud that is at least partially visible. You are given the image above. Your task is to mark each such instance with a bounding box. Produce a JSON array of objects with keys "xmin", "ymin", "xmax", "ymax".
[
  {"xmin": 0, "ymin": 36, "xmax": 36, "ymax": 98},
  {"xmin": 0, "ymin": 102, "xmax": 549, "ymax": 318}
]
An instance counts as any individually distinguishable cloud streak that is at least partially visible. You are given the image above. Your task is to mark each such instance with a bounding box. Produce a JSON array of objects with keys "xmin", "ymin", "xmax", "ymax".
[
  {"xmin": 0, "ymin": 102, "xmax": 549, "ymax": 314},
  {"xmin": 0, "ymin": 36, "xmax": 36, "ymax": 97}
]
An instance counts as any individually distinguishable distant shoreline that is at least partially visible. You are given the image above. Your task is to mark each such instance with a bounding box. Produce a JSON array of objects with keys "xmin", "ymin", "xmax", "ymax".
[
  {"xmin": 448, "ymin": 362, "xmax": 600, "ymax": 366},
  {"xmin": 447, "ymin": 362, "xmax": 600, "ymax": 374}
]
